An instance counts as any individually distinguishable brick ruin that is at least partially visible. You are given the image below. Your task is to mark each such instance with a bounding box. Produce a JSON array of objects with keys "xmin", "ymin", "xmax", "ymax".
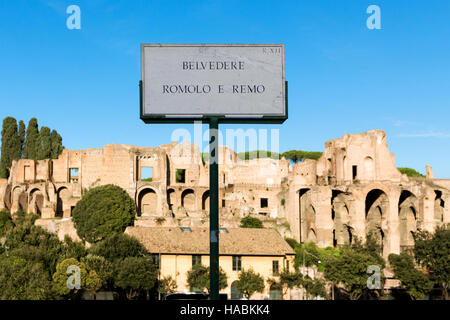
[{"xmin": 0, "ymin": 129, "xmax": 448, "ymax": 259}]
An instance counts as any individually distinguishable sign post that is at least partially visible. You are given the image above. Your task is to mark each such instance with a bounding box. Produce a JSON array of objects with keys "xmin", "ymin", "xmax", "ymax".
[
  {"xmin": 209, "ymin": 117, "xmax": 219, "ymax": 300},
  {"xmin": 140, "ymin": 44, "xmax": 287, "ymax": 300}
]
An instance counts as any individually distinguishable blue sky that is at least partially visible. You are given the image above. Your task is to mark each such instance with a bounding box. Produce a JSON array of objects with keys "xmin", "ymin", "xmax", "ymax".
[{"xmin": 0, "ymin": 0, "xmax": 449, "ymax": 178}]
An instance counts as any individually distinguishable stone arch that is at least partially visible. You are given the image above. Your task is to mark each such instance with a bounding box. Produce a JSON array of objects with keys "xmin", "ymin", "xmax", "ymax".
[
  {"xmin": 332, "ymin": 190, "xmax": 352, "ymax": 246},
  {"xmin": 167, "ymin": 188, "xmax": 176, "ymax": 213},
  {"xmin": 399, "ymin": 190, "xmax": 418, "ymax": 248},
  {"xmin": 230, "ymin": 281, "xmax": 243, "ymax": 300},
  {"xmin": 29, "ymin": 188, "xmax": 44, "ymax": 216},
  {"xmin": 365, "ymin": 189, "xmax": 389, "ymax": 252},
  {"xmin": 269, "ymin": 283, "xmax": 283, "ymax": 300},
  {"xmin": 181, "ymin": 189, "xmax": 196, "ymax": 211},
  {"xmin": 202, "ymin": 190, "xmax": 210, "ymax": 211},
  {"xmin": 434, "ymin": 190, "xmax": 445, "ymax": 222},
  {"xmin": 364, "ymin": 156, "xmax": 374, "ymax": 180},
  {"xmin": 138, "ymin": 188, "xmax": 159, "ymax": 217},
  {"xmin": 307, "ymin": 228, "xmax": 317, "ymax": 242},
  {"xmin": 56, "ymin": 187, "xmax": 70, "ymax": 218}
]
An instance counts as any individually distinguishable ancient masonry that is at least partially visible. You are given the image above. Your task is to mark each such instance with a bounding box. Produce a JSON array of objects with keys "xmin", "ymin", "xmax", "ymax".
[{"xmin": 0, "ymin": 129, "xmax": 449, "ymax": 259}]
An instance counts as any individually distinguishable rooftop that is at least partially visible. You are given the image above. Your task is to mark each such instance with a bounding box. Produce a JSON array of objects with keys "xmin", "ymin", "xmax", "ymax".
[{"xmin": 125, "ymin": 226, "xmax": 296, "ymax": 256}]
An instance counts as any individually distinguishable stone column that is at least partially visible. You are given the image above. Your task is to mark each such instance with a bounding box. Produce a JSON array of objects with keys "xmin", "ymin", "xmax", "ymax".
[
  {"xmin": 385, "ymin": 189, "xmax": 400, "ymax": 259},
  {"xmin": 315, "ymin": 187, "xmax": 333, "ymax": 247}
]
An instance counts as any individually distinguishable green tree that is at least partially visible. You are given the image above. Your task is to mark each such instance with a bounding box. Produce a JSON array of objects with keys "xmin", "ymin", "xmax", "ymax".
[
  {"xmin": 88, "ymin": 233, "xmax": 149, "ymax": 262},
  {"xmin": 18, "ymin": 120, "xmax": 26, "ymax": 158},
  {"xmin": 114, "ymin": 256, "xmax": 157, "ymax": 299},
  {"xmin": 388, "ymin": 253, "xmax": 433, "ymax": 300},
  {"xmin": 240, "ymin": 216, "xmax": 263, "ymax": 228},
  {"xmin": 51, "ymin": 129, "xmax": 63, "ymax": 159},
  {"xmin": 323, "ymin": 248, "xmax": 384, "ymax": 300},
  {"xmin": 235, "ymin": 268, "xmax": 265, "ymax": 299},
  {"xmin": 186, "ymin": 264, "xmax": 228, "ymax": 293},
  {"xmin": 60, "ymin": 235, "xmax": 87, "ymax": 261},
  {"xmin": 23, "ymin": 117, "xmax": 39, "ymax": 160},
  {"xmin": 72, "ymin": 184, "xmax": 136, "ymax": 243},
  {"xmin": 37, "ymin": 126, "xmax": 51, "ymax": 160},
  {"xmin": 413, "ymin": 225, "xmax": 450, "ymax": 300},
  {"xmin": 52, "ymin": 258, "xmax": 88, "ymax": 297},
  {"xmin": 0, "ymin": 255, "xmax": 56, "ymax": 300},
  {"xmin": 158, "ymin": 276, "xmax": 178, "ymax": 299},
  {"xmin": 0, "ymin": 116, "xmax": 21, "ymax": 178},
  {"xmin": 302, "ymin": 276, "xmax": 329, "ymax": 299},
  {"xmin": 81, "ymin": 254, "xmax": 114, "ymax": 289},
  {"xmin": 4, "ymin": 223, "xmax": 63, "ymax": 275},
  {"xmin": 0, "ymin": 210, "xmax": 13, "ymax": 236},
  {"xmin": 281, "ymin": 150, "xmax": 323, "ymax": 163}
]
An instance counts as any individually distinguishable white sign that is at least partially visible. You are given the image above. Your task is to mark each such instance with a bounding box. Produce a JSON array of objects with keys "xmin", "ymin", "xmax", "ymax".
[{"xmin": 141, "ymin": 44, "xmax": 286, "ymax": 122}]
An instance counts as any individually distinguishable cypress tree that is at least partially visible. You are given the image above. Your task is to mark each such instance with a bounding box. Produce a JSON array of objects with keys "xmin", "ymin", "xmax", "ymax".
[
  {"xmin": 24, "ymin": 118, "xmax": 39, "ymax": 160},
  {"xmin": 50, "ymin": 129, "xmax": 63, "ymax": 159},
  {"xmin": 37, "ymin": 126, "xmax": 51, "ymax": 160},
  {"xmin": 18, "ymin": 120, "xmax": 25, "ymax": 158},
  {"xmin": 0, "ymin": 117, "xmax": 21, "ymax": 178}
]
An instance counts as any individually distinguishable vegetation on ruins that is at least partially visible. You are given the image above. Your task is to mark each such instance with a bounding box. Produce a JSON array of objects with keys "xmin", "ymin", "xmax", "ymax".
[
  {"xmin": 240, "ymin": 215, "xmax": 264, "ymax": 228},
  {"xmin": 72, "ymin": 184, "xmax": 136, "ymax": 243},
  {"xmin": 397, "ymin": 167, "xmax": 425, "ymax": 177},
  {"xmin": 234, "ymin": 268, "xmax": 265, "ymax": 299},
  {"xmin": 186, "ymin": 264, "xmax": 228, "ymax": 293},
  {"xmin": 281, "ymin": 150, "xmax": 323, "ymax": 163},
  {"xmin": 237, "ymin": 150, "xmax": 280, "ymax": 160},
  {"xmin": 0, "ymin": 116, "xmax": 64, "ymax": 178},
  {"xmin": 412, "ymin": 225, "xmax": 450, "ymax": 300}
]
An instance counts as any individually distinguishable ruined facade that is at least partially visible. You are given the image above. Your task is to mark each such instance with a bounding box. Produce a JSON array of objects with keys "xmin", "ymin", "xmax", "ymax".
[{"xmin": 0, "ymin": 129, "xmax": 449, "ymax": 259}]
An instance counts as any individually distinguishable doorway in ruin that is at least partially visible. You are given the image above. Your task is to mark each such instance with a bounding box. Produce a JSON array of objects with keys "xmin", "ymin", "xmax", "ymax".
[
  {"xmin": 29, "ymin": 188, "xmax": 44, "ymax": 216},
  {"xmin": 167, "ymin": 188, "xmax": 175, "ymax": 213},
  {"xmin": 181, "ymin": 189, "xmax": 196, "ymax": 212},
  {"xmin": 365, "ymin": 189, "xmax": 389, "ymax": 253},
  {"xmin": 56, "ymin": 187, "xmax": 70, "ymax": 218},
  {"xmin": 434, "ymin": 190, "xmax": 445, "ymax": 222},
  {"xmin": 138, "ymin": 188, "xmax": 158, "ymax": 216},
  {"xmin": 202, "ymin": 190, "xmax": 210, "ymax": 212},
  {"xmin": 399, "ymin": 190, "xmax": 418, "ymax": 250},
  {"xmin": 331, "ymin": 190, "xmax": 352, "ymax": 246}
]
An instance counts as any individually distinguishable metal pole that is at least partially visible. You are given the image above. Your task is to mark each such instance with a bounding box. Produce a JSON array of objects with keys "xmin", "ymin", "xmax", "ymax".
[{"xmin": 209, "ymin": 117, "xmax": 219, "ymax": 300}]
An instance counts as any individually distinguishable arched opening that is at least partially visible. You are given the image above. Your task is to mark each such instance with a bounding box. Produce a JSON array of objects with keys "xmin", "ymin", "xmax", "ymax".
[
  {"xmin": 138, "ymin": 188, "xmax": 158, "ymax": 216},
  {"xmin": 269, "ymin": 283, "xmax": 283, "ymax": 300},
  {"xmin": 434, "ymin": 190, "xmax": 445, "ymax": 222},
  {"xmin": 230, "ymin": 281, "xmax": 243, "ymax": 300},
  {"xmin": 331, "ymin": 190, "xmax": 351, "ymax": 246},
  {"xmin": 181, "ymin": 189, "xmax": 196, "ymax": 211},
  {"xmin": 365, "ymin": 189, "xmax": 389, "ymax": 253},
  {"xmin": 29, "ymin": 188, "xmax": 44, "ymax": 216},
  {"xmin": 364, "ymin": 156, "xmax": 374, "ymax": 180},
  {"xmin": 167, "ymin": 189, "xmax": 175, "ymax": 213},
  {"xmin": 56, "ymin": 187, "xmax": 70, "ymax": 218},
  {"xmin": 307, "ymin": 228, "xmax": 317, "ymax": 242},
  {"xmin": 202, "ymin": 190, "xmax": 210, "ymax": 211},
  {"xmin": 399, "ymin": 190, "xmax": 418, "ymax": 250},
  {"xmin": 4, "ymin": 185, "xmax": 12, "ymax": 210},
  {"xmin": 18, "ymin": 192, "xmax": 28, "ymax": 212}
]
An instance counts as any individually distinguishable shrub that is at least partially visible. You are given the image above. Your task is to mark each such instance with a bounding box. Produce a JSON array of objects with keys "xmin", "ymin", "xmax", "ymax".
[
  {"xmin": 240, "ymin": 216, "xmax": 263, "ymax": 228},
  {"xmin": 72, "ymin": 184, "xmax": 136, "ymax": 243}
]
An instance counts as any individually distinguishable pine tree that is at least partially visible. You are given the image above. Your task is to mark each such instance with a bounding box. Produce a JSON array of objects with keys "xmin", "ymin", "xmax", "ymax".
[
  {"xmin": 50, "ymin": 129, "xmax": 63, "ymax": 159},
  {"xmin": 0, "ymin": 117, "xmax": 21, "ymax": 178},
  {"xmin": 24, "ymin": 118, "xmax": 39, "ymax": 160},
  {"xmin": 18, "ymin": 120, "xmax": 25, "ymax": 158},
  {"xmin": 37, "ymin": 126, "xmax": 51, "ymax": 160}
]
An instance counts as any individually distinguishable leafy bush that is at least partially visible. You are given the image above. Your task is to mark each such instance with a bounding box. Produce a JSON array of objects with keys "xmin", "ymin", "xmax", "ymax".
[
  {"xmin": 88, "ymin": 233, "xmax": 149, "ymax": 262},
  {"xmin": 186, "ymin": 264, "xmax": 228, "ymax": 293},
  {"xmin": 240, "ymin": 216, "xmax": 263, "ymax": 228},
  {"xmin": 0, "ymin": 210, "xmax": 13, "ymax": 236},
  {"xmin": 72, "ymin": 184, "xmax": 136, "ymax": 243}
]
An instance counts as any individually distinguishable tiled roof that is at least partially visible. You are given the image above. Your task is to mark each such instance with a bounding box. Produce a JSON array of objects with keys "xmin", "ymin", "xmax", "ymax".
[{"xmin": 125, "ymin": 226, "xmax": 295, "ymax": 256}]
